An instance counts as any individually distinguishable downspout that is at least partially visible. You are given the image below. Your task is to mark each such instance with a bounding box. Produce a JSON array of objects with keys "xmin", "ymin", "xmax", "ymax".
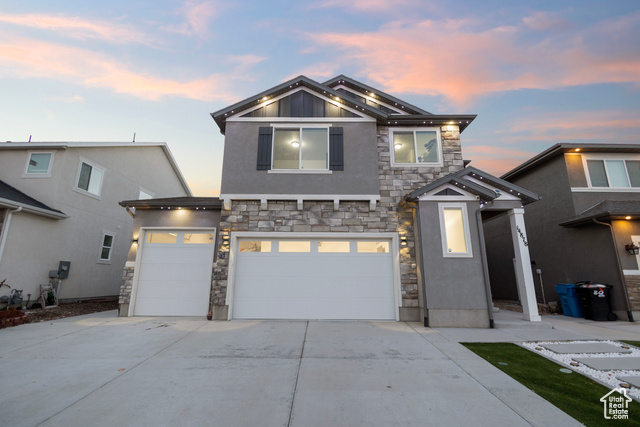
[
  {"xmin": 0, "ymin": 206, "xmax": 22, "ymax": 266},
  {"xmin": 592, "ymin": 218, "xmax": 634, "ymax": 322},
  {"xmin": 476, "ymin": 201, "xmax": 495, "ymax": 328},
  {"xmin": 400, "ymin": 197, "xmax": 429, "ymax": 327}
]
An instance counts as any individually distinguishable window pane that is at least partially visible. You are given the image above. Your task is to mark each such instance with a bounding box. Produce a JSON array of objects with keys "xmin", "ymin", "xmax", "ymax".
[
  {"xmin": 279, "ymin": 241, "xmax": 310, "ymax": 252},
  {"xmin": 273, "ymin": 128, "xmax": 300, "ymax": 169},
  {"xmin": 392, "ymin": 132, "xmax": 416, "ymax": 163},
  {"xmin": 627, "ymin": 161, "xmax": 640, "ymax": 187},
  {"xmin": 147, "ymin": 233, "xmax": 178, "ymax": 244},
  {"xmin": 27, "ymin": 153, "xmax": 51, "ymax": 173},
  {"xmin": 301, "ymin": 128, "xmax": 328, "ymax": 169},
  {"xmin": 100, "ymin": 247, "xmax": 111, "ymax": 260},
  {"xmin": 605, "ymin": 160, "xmax": 630, "ymax": 187},
  {"xmin": 184, "ymin": 233, "xmax": 214, "ymax": 244},
  {"xmin": 318, "ymin": 241, "xmax": 350, "ymax": 253},
  {"xmin": 87, "ymin": 167, "xmax": 103, "ymax": 195},
  {"xmin": 587, "ymin": 160, "xmax": 608, "ymax": 187},
  {"xmin": 415, "ymin": 131, "xmax": 439, "ymax": 163},
  {"xmin": 239, "ymin": 241, "xmax": 271, "ymax": 252},
  {"xmin": 78, "ymin": 162, "xmax": 92, "ymax": 190},
  {"xmin": 103, "ymin": 235, "xmax": 113, "ymax": 247},
  {"xmin": 357, "ymin": 241, "xmax": 389, "ymax": 253},
  {"xmin": 443, "ymin": 208, "xmax": 467, "ymax": 253}
]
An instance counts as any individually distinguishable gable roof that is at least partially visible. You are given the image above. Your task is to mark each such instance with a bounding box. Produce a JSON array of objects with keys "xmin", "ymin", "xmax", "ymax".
[
  {"xmin": 560, "ymin": 200, "xmax": 640, "ymax": 227},
  {"xmin": 211, "ymin": 75, "xmax": 476, "ymax": 134},
  {"xmin": 0, "ymin": 180, "xmax": 67, "ymax": 219},
  {"xmin": 0, "ymin": 141, "xmax": 192, "ymax": 196},
  {"xmin": 403, "ymin": 166, "xmax": 540, "ymax": 205},
  {"xmin": 501, "ymin": 143, "xmax": 640, "ymax": 181}
]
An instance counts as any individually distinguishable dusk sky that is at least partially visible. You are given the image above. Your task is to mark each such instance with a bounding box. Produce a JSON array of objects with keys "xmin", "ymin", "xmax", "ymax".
[{"xmin": 1, "ymin": 1, "xmax": 639, "ymax": 196}]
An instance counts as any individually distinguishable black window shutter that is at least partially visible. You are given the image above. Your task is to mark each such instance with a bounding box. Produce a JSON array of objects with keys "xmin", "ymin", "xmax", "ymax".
[
  {"xmin": 329, "ymin": 127, "xmax": 344, "ymax": 171},
  {"xmin": 257, "ymin": 127, "xmax": 273, "ymax": 170}
]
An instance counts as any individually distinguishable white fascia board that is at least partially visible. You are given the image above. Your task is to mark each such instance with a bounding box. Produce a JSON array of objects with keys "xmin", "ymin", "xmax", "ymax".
[
  {"xmin": 219, "ymin": 193, "xmax": 380, "ymax": 211},
  {"xmin": 417, "ymin": 183, "xmax": 478, "ymax": 201},
  {"xmin": 332, "ymin": 84, "xmax": 409, "ymax": 115},
  {"xmin": 0, "ymin": 198, "xmax": 68, "ymax": 219},
  {"xmin": 464, "ymin": 176, "xmax": 521, "ymax": 200},
  {"xmin": 225, "ymin": 86, "xmax": 375, "ymax": 122}
]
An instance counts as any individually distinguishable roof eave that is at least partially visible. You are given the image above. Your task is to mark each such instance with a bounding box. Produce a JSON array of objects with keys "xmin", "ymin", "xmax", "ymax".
[{"xmin": 0, "ymin": 198, "xmax": 68, "ymax": 219}]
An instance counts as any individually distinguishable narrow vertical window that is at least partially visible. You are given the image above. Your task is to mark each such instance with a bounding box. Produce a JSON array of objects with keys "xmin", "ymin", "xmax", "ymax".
[
  {"xmin": 99, "ymin": 233, "xmax": 114, "ymax": 263},
  {"xmin": 439, "ymin": 204, "xmax": 472, "ymax": 257}
]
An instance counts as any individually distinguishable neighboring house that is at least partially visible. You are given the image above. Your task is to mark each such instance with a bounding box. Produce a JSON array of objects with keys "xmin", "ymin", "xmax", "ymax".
[
  {"xmin": 118, "ymin": 75, "xmax": 542, "ymax": 327},
  {"xmin": 485, "ymin": 143, "xmax": 640, "ymax": 321},
  {"xmin": 0, "ymin": 141, "xmax": 191, "ymax": 303}
]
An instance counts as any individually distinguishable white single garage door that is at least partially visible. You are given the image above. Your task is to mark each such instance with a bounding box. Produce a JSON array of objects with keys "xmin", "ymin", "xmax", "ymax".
[
  {"xmin": 133, "ymin": 230, "xmax": 216, "ymax": 316},
  {"xmin": 232, "ymin": 237, "xmax": 396, "ymax": 320}
]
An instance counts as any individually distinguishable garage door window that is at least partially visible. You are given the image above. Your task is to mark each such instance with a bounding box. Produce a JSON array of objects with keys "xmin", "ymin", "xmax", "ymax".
[
  {"xmin": 147, "ymin": 232, "xmax": 177, "ymax": 244},
  {"xmin": 184, "ymin": 233, "xmax": 214, "ymax": 244},
  {"xmin": 318, "ymin": 241, "xmax": 350, "ymax": 253},
  {"xmin": 357, "ymin": 241, "xmax": 389, "ymax": 253},
  {"xmin": 279, "ymin": 241, "xmax": 311, "ymax": 252},
  {"xmin": 239, "ymin": 241, "xmax": 272, "ymax": 252}
]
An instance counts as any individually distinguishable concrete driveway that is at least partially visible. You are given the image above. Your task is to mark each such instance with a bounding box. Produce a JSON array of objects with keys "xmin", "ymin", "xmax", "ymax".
[{"xmin": 0, "ymin": 312, "xmax": 585, "ymax": 427}]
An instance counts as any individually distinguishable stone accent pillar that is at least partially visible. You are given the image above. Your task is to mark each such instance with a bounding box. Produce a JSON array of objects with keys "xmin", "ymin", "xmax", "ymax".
[
  {"xmin": 624, "ymin": 275, "xmax": 640, "ymax": 312},
  {"xmin": 118, "ymin": 266, "xmax": 135, "ymax": 317}
]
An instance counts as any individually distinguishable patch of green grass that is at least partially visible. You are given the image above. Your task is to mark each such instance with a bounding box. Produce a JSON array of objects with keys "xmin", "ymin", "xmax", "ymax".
[
  {"xmin": 622, "ymin": 341, "xmax": 640, "ymax": 349},
  {"xmin": 462, "ymin": 342, "xmax": 640, "ymax": 426}
]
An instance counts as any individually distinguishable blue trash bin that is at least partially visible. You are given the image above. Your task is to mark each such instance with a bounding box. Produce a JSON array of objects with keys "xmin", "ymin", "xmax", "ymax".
[{"xmin": 555, "ymin": 284, "xmax": 584, "ymax": 317}]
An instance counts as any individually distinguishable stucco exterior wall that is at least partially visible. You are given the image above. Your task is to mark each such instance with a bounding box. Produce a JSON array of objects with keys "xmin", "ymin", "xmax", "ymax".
[
  {"xmin": 220, "ymin": 121, "xmax": 380, "ymax": 196},
  {"xmin": 417, "ymin": 200, "xmax": 490, "ymax": 327}
]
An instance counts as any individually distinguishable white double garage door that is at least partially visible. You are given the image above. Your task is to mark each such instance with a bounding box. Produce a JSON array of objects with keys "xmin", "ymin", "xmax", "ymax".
[{"xmin": 133, "ymin": 230, "xmax": 399, "ymax": 320}]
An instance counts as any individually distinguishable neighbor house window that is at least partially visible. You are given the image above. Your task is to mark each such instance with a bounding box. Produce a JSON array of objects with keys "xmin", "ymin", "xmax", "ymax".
[
  {"xmin": 586, "ymin": 159, "xmax": 640, "ymax": 188},
  {"xmin": 439, "ymin": 203, "xmax": 472, "ymax": 257},
  {"xmin": 390, "ymin": 128, "xmax": 442, "ymax": 166},
  {"xmin": 24, "ymin": 152, "xmax": 53, "ymax": 176},
  {"xmin": 76, "ymin": 160, "xmax": 104, "ymax": 196},
  {"xmin": 138, "ymin": 188, "xmax": 154, "ymax": 199},
  {"xmin": 98, "ymin": 233, "xmax": 115, "ymax": 263},
  {"xmin": 273, "ymin": 127, "xmax": 329, "ymax": 170}
]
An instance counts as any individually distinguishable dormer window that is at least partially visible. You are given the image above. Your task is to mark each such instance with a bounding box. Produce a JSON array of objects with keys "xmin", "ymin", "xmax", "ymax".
[{"xmin": 390, "ymin": 128, "xmax": 443, "ymax": 167}]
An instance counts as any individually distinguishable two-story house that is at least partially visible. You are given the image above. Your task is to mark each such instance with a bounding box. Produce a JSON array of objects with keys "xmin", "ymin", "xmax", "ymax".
[
  {"xmin": 118, "ymin": 75, "xmax": 542, "ymax": 327},
  {"xmin": 485, "ymin": 143, "xmax": 640, "ymax": 322},
  {"xmin": 0, "ymin": 141, "xmax": 191, "ymax": 303}
]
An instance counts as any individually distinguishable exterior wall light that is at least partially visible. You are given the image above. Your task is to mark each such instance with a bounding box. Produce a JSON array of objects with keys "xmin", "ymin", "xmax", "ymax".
[
  {"xmin": 625, "ymin": 243, "xmax": 639, "ymax": 255},
  {"xmin": 400, "ymin": 236, "xmax": 407, "ymax": 246},
  {"xmin": 132, "ymin": 238, "xmax": 139, "ymax": 244}
]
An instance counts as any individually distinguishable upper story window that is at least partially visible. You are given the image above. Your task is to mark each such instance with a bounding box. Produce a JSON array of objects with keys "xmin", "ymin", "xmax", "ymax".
[
  {"xmin": 24, "ymin": 152, "xmax": 54, "ymax": 177},
  {"xmin": 75, "ymin": 158, "xmax": 104, "ymax": 197},
  {"xmin": 585, "ymin": 158, "xmax": 640, "ymax": 188},
  {"xmin": 273, "ymin": 127, "xmax": 329, "ymax": 170},
  {"xmin": 390, "ymin": 128, "xmax": 442, "ymax": 167},
  {"xmin": 257, "ymin": 126, "xmax": 344, "ymax": 172}
]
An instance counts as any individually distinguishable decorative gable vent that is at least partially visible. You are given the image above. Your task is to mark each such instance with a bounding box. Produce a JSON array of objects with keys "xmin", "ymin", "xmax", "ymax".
[{"xmin": 242, "ymin": 90, "xmax": 360, "ymax": 119}]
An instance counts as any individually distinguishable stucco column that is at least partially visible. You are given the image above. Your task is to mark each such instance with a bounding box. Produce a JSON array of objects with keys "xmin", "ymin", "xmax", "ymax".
[{"xmin": 508, "ymin": 208, "xmax": 541, "ymax": 322}]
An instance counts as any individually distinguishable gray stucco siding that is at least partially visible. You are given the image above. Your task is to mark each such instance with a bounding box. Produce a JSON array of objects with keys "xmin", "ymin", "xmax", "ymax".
[
  {"xmin": 417, "ymin": 201, "xmax": 488, "ymax": 311},
  {"xmin": 565, "ymin": 154, "xmax": 588, "ymax": 188},
  {"xmin": 220, "ymin": 121, "xmax": 380, "ymax": 196}
]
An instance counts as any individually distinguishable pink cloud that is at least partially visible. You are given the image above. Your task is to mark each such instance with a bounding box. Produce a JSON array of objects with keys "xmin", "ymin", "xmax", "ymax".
[
  {"xmin": 0, "ymin": 36, "xmax": 257, "ymax": 102},
  {"xmin": 0, "ymin": 12, "xmax": 156, "ymax": 45},
  {"xmin": 463, "ymin": 145, "xmax": 536, "ymax": 176},
  {"xmin": 305, "ymin": 13, "xmax": 640, "ymax": 107},
  {"xmin": 312, "ymin": 0, "xmax": 421, "ymax": 13}
]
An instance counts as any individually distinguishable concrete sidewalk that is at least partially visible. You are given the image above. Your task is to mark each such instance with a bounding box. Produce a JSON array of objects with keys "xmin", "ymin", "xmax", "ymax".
[{"xmin": 1, "ymin": 311, "xmax": 638, "ymax": 427}]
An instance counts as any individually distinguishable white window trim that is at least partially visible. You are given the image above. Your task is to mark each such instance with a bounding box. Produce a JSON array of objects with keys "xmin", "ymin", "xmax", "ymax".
[
  {"xmin": 580, "ymin": 153, "xmax": 640, "ymax": 190},
  {"xmin": 127, "ymin": 227, "xmax": 217, "ymax": 317},
  {"xmin": 271, "ymin": 124, "xmax": 330, "ymax": 172},
  {"xmin": 138, "ymin": 186, "xmax": 154, "ymax": 200},
  {"xmin": 22, "ymin": 151, "xmax": 55, "ymax": 178},
  {"xmin": 73, "ymin": 157, "xmax": 105, "ymax": 199},
  {"xmin": 97, "ymin": 231, "xmax": 115, "ymax": 264},
  {"xmin": 225, "ymin": 231, "xmax": 401, "ymax": 321},
  {"xmin": 438, "ymin": 203, "xmax": 473, "ymax": 258},
  {"xmin": 389, "ymin": 127, "xmax": 444, "ymax": 167}
]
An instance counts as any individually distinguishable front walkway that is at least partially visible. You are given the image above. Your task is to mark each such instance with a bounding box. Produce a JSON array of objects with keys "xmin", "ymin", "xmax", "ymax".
[{"xmin": 2, "ymin": 311, "xmax": 638, "ymax": 426}]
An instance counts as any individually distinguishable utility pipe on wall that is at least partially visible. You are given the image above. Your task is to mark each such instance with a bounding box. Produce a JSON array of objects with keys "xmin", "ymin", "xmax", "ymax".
[
  {"xmin": 476, "ymin": 201, "xmax": 495, "ymax": 329},
  {"xmin": 0, "ymin": 206, "xmax": 22, "ymax": 267}
]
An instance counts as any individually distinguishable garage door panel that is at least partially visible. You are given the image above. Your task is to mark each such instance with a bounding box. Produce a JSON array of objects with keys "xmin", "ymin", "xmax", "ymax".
[
  {"xmin": 232, "ymin": 238, "xmax": 396, "ymax": 320},
  {"xmin": 133, "ymin": 229, "xmax": 215, "ymax": 317}
]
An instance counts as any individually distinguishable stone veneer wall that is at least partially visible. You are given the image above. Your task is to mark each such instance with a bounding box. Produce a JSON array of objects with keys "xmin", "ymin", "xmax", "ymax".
[
  {"xmin": 624, "ymin": 275, "xmax": 640, "ymax": 312},
  {"xmin": 210, "ymin": 125, "xmax": 464, "ymax": 317},
  {"xmin": 118, "ymin": 266, "xmax": 135, "ymax": 316}
]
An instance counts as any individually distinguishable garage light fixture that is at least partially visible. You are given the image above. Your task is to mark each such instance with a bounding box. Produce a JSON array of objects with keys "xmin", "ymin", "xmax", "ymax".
[{"xmin": 400, "ymin": 236, "xmax": 407, "ymax": 246}]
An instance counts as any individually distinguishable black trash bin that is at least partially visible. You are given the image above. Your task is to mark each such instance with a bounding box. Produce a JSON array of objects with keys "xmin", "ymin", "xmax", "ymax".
[{"xmin": 574, "ymin": 281, "xmax": 617, "ymax": 321}]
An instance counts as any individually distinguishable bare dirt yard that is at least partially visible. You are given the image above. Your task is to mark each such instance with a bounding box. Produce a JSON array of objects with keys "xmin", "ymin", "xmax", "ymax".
[{"xmin": 24, "ymin": 301, "xmax": 118, "ymax": 323}]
